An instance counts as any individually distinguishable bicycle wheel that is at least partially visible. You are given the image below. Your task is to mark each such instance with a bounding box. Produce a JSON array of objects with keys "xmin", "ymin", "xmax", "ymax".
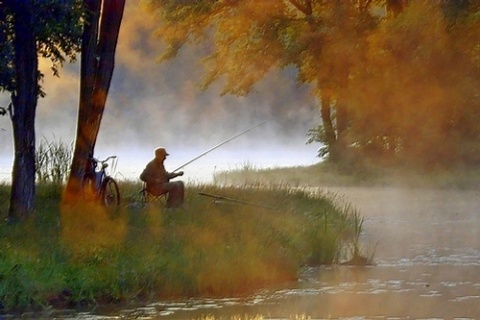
[{"xmin": 101, "ymin": 177, "xmax": 120, "ymax": 206}]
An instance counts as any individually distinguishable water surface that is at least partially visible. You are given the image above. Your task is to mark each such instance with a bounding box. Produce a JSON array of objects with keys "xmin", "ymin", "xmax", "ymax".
[{"xmin": 13, "ymin": 187, "xmax": 480, "ymax": 319}]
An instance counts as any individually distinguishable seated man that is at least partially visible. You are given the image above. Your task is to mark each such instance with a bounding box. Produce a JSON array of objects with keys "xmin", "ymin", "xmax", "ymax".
[{"xmin": 140, "ymin": 147, "xmax": 184, "ymax": 208}]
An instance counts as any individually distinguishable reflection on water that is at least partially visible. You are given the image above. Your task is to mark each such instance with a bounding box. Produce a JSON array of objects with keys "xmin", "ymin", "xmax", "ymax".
[{"xmin": 9, "ymin": 187, "xmax": 480, "ymax": 319}]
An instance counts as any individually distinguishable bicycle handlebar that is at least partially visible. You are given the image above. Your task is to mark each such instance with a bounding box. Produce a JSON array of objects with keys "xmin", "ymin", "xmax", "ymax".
[
  {"xmin": 90, "ymin": 156, "xmax": 117, "ymax": 171},
  {"xmin": 92, "ymin": 155, "xmax": 117, "ymax": 164}
]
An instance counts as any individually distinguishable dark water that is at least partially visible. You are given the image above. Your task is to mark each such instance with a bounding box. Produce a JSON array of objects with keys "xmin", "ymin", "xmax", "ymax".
[{"xmin": 11, "ymin": 187, "xmax": 480, "ymax": 319}]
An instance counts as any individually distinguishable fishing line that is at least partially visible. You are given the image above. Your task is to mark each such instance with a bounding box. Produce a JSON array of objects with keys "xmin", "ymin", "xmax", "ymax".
[{"xmin": 172, "ymin": 119, "xmax": 270, "ymax": 172}]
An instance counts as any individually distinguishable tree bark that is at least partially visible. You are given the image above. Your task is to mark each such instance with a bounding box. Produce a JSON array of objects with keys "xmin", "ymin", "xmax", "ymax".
[
  {"xmin": 319, "ymin": 88, "xmax": 349, "ymax": 163},
  {"xmin": 63, "ymin": 0, "xmax": 125, "ymax": 204},
  {"xmin": 386, "ymin": 0, "xmax": 407, "ymax": 18},
  {"xmin": 320, "ymin": 92, "xmax": 336, "ymax": 148},
  {"xmin": 8, "ymin": 2, "xmax": 38, "ymax": 220},
  {"xmin": 63, "ymin": 0, "xmax": 101, "ymax": 204},
  {"xmin": 331, "ymin": 97, "xmax": 349, "ymax": 163}
]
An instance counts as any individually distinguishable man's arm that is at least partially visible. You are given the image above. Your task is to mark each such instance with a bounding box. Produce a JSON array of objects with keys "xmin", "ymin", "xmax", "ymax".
[{"xmin": 167, "ymin": 171, "xmax": 184, "ymax": 180}]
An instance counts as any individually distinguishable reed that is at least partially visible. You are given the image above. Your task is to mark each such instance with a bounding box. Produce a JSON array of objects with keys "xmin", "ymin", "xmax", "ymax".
[
  {"xmin": 0, "ymin": 181, "xmax": 364, "ymax": 312},
  {"xmin": 35, "ymin": 137, "xmax": 73, "ymax": 185}
]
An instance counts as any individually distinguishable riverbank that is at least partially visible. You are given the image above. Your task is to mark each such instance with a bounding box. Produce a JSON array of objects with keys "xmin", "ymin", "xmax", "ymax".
[
  {"xmin": 0, "ymin": 182, "xmax": 363, "ymax": 313},
  {"xmin": 214, "ymin": 161, "xmax": 480, "ymax": 189}
]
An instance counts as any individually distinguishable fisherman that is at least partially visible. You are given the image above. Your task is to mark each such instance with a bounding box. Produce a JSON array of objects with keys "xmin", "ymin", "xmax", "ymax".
[{"xmin": 140, "ymin": 147, "xmax": 184, "ymax": 208}]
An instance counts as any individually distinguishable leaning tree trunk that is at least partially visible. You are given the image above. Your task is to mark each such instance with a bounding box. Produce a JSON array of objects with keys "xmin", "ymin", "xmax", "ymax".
[
  {"xmin": 63, "ymin": 0, "xmax": 101, "ymax": 204},
  {"xmin": 63, "ymin": 0, "xmax": 125, "ymax": 205},
  {"xmin": 8, "ymin": 2, "xmax": 38, "ymax": 220}
]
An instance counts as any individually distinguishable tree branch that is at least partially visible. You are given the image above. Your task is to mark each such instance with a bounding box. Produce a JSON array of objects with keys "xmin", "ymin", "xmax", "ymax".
[
  {"xmin": 288, "ymin": 0, "xmax": 312, "ymax": 16},
  {"xmin": 358, "ymin": 0, "xmax": 373, "ymax": 13}
]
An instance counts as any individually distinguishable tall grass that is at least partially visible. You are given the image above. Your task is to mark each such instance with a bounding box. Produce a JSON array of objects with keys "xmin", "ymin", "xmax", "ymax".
[
  {"xmin": 0, "ymin": 181, "xmax": 364, "ymax": 312},
  {"xmin": 35, "ymin": 137, "xmax": 73, "ymax": 185}
]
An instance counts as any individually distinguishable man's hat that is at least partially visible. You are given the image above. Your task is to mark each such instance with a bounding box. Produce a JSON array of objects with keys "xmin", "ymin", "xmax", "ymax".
[{"xmin": 155, "ymin": 147, "xmax": 169, "ymax": 157}]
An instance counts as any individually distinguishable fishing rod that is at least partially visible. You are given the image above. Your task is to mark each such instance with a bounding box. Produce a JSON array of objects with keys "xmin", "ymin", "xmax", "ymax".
[
  {"xmin": 173, "ymin": 119, "xmax": 270, "ymax": 172},
  {"xmin": 198, "ymin": 192, "xmax": 278, "ymax": 211}
]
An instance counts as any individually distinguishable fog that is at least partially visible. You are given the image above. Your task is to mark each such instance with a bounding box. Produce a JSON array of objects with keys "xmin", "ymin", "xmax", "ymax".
[{"xmin": 0, "ymin": 2, "xmax": 320, "ymax": 183}]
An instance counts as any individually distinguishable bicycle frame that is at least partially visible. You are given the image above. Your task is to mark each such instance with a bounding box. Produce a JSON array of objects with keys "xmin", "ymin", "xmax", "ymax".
[{"xmin": 84, "ymin": 155, "xmax": 120, "ymax": 206}]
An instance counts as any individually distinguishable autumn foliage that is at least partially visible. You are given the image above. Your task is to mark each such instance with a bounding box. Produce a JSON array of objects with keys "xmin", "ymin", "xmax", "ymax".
[{"xmin": 149, "ymin": 0, "xmax": 480, "ymax": 169}]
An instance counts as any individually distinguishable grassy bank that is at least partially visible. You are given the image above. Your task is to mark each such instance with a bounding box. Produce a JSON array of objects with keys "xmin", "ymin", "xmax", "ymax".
[
  {"xmin": 0, "ymin": 181, "xmax": 363, "ymax": 312},
  {"xmin": 214, "ymin": 161, "xmax": 480, "ymax": 189}
]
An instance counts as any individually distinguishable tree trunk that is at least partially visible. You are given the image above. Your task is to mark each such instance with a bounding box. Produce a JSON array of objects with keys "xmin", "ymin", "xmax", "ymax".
[
  {"xmin": 8, "ymin": 2, "xmax": 38, "ymax": 220},
  {"xmin": 63, "ymin": 0, "xmax": 125, "ymax": 204},
  {"xmin": 63, "ymin": 0, "xmax": 101, "ymax": 204},
  {"xmin": 320, "ymin": 92, "xmax": 338, "ymax": 161},
  {"xmin": 319, "ymin": 91, "xmax": 349, "ymax": 163},
  {"xmin": 331, "ymin": 97, "xmax": 349, "ymax": 163},
  {"xmin": 386, "ymin": 0, "xmax": 408, "ymax": 18}
]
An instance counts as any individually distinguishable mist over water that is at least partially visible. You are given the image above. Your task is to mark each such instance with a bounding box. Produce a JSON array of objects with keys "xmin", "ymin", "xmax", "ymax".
[
  {"xmin": 0, "ymin": 138, "xmax": 319, "ymax": 184},
  {"xmin": 95, "ymin": 140, "xmax": 319, "ymax": 184},
  {"xmin": 0, "ymin": 2, "xmax": 320, "ymax": 183},
  {"xmin": 0, "ymin": 116, "xmax": 320, "ymax": 184}
]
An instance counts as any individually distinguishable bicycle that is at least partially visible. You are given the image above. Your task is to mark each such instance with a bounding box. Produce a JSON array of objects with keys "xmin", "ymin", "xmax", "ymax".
[{"xmin": 83, "ymin": 155, "xmax": 121, "ymax": 206}]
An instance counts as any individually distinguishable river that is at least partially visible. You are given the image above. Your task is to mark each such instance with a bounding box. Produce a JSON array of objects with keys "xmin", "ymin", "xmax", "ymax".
[{"xmin": 11, "ymin": 186, "xmax": 480, "ymax": 319}]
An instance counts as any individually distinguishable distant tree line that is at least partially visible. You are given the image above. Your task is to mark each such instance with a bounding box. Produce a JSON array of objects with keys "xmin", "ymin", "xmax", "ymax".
[{"xmin": 148, "ymin": 0, "xmax": 480, "ymax": 169}]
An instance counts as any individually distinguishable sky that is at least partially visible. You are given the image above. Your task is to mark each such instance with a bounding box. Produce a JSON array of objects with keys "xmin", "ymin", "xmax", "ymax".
[{"xmin": 0, "ymin": 1, "xmax": 321, "ymax": 183}]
